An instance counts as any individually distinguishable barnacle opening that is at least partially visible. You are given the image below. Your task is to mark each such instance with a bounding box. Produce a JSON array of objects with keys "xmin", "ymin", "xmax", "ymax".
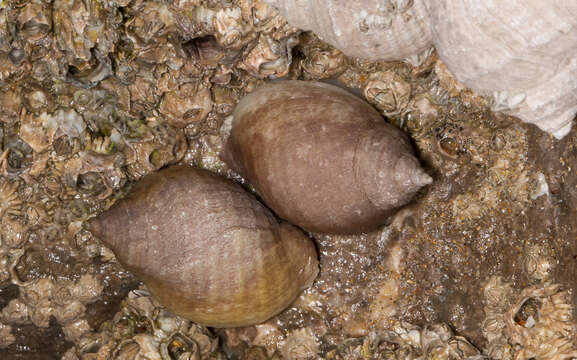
[{"xmin": 513, "ymin": 297, "xmax": 541, "ymax": 328}]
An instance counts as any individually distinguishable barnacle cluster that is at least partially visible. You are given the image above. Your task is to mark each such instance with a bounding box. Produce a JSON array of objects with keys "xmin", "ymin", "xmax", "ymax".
[
  {"xmin": 325, "ymin": 321, "xmax": 483, "ymax": 359},
  {"xmin": 483, "ymin": 276, "xmax": 577, "ymax": 359},
  {"xmin": 415, "ymin": 103, "xmax": 533, "ymax": 227},
  {"xmin": 0, "ymin": 0, "xmax": 576, "ymax": 357},
  {"xmin": 0, "ymin": 272, "xmax": 104, "ymax": 348},
  {"xmin": 62, "ymin": 287, "xmax": 223, "ymax": 360}
]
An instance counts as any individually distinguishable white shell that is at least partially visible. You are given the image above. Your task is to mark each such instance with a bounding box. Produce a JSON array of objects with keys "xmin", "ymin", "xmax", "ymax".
[
  {"xmin": 265, "ymin": 0, "xmax": 433, "ymax": 61},
  {"xmin": 426, "ymin": 0, "xmax": 577, "ymax": 138},
  {"xmin": 266, "ymin": 0, "xmax": 577, "ymax": 138}
]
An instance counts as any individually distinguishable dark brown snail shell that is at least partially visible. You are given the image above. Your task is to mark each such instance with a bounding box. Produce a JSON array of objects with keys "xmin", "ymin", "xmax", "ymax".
[
  {"xmin": 221, "ymin": 80, "xmax": 432, "ymax": 234},
  {"xmin": 87, "ymin": 166, "xmax": 319, "ymax": 328}
]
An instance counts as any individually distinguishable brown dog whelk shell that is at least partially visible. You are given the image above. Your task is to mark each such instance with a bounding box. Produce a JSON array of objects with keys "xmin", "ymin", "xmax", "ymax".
[
  {"xmin": 221, "ymin": 80, "xmax": 432, "ymax": 234},
  {"xmin": 87, "ymin": 166, "xmax": 319, "ymax": 328}
]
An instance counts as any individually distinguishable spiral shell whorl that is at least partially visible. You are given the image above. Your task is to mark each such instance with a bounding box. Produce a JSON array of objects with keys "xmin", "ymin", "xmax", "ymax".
[
  {"xmin": 354, "ymin": 123, "xmax": 432, "ymax": 211},
  {"xmin": 426, "ymin": 0, "xmax": 577, "ymax": 91},
  {"xmin": 88, "ymin": 166, "xmax": 319, "ymax": 328},
  {"xmin": 423, "ymin": 0, "xmax": 577, "ymax": 138},
  {"xmin": 222, "ymin": 81, "xmax": 431, "ymax": 234},
  {"xmin": 265, "ymin": 0, "xmax": 433, "ymax": 61}
]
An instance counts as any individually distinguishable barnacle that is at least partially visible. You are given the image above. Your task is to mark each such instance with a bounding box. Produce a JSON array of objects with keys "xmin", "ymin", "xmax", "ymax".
[
  {"xmin": 280, "ymin": 328, "xmax": 319, "ymax": 359},
  {"xmin": 328, "ymin": 321, "xmax": 482, "ymax": 359},
  {"xmin": 124, "ymin": 1, "xmax": 175, "ymax": 45},
  {"xmin": 240, "ymin": 0, "xmax": 292, "ymax": 35},
  {"xmin": 523, "ymin": 244, "xmax": 555, "ymax": 282},
  {"xmin": 483, "ymin": 277, "xmax": 577, "ymax": 360},
  {"xmin": 482, "ymin": 277, "xmax": 515, "ymax": 359},
  {"xmin": 128, "ymin": 76, "xmax": 161, "ymax": 114},
  {"xmin": 61, "ymin": 150, "xmax": 119, "ymax": 191},
  {"xmin": 123, "ymin": 125, "xmax": 185, "ymax": 180},
  {"xmin": 23, "ymin": 88, "xmax": 53, "ymax": 114},
  {"xmin": 363, "ymin": 71, "xmax": 412, "ymax": 117},
  {"xmin": 2, "ymin": 274, "xmax": 104, "ymax": 343},
  {"xmin": 0, "ymin": 323, "xmax": 15, "ymax": 349},
  {"xmin": 0, "ymin": 217, "xmax": 27, "ymax": 249},
  {"xmin": 451, "ymin": 193, "xmax": 485, "ymax": 223},
  {"xmin": 19, "ymin": 112, "xmax": 54, "ymax": 154},
  {"xmin": 17, "ymin": 2, "xmax": 52, "ymax": 43},
  {"xmin": 0, "ymin": 254, "xmax": 10, "ymax": 284},
  {"xmin": 211, "ymin": 86, "xmax": 238, "ymax": 116},
  {"xmin": 300, "ymin": 45, "xmax": 347, "ymax": 80},
  {"xmin": 84, "ymin": 133, "xmax": 115, "ymax": 155},
  {"xmin": 159, "ymin": 80, "xmax": 213, "ymax": 128},
  {"xmin": 213, "ymin": 7, "xmax": 254, "ymax": 49},
  {"xmin": 506, "ymin": 283, "xmax": 577, "ymax": 359},
  {"xmin": 0, "ymin": 90, "xmax": 22, "ymax": 123},
  {"xmin": 238, "ymin": 33, "xmax": 297, "ymax": 78},
  {"xmin": 0, "ymin": 180, "xmax": 22, "ymax": 218},
  {"xmin": 64, "ymin": 288, "xmax": 222, "ymax": 359},
  {"xmin": 21, "ymin": 278, "xmax": 55, "ymax": 328},
  {"xmin": 20, "ymin": 108, "xmax": 86, "ymax": 153}
]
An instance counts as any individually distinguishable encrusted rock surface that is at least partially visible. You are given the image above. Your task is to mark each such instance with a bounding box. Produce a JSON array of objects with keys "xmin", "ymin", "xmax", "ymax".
[{"xmin": 0, "ymin": 0, "xmax": 576, "ymax": 359}]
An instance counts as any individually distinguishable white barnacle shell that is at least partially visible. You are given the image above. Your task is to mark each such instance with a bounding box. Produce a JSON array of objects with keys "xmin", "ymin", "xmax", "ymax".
[
  {"xmin": 301, "ymin": 46, "xmax": 347, "ymax": 80},
  {"xmin": 504, "ymin": 283, "xmax": 577, "ymax": 359},
  {"xmin": 280, "ymin": 328, "xmax": 319, "ymax": 360},
  {"xmin": 17, "ymin": 2, "xmax": 51, "ymax": 43},
  {"xmin": 213, "ymin": 7, "xmax": 255, "ymax": 50},
  {"xmin": 20, "ymin": 108, "xmax": 86, "ymax": 153},
  {"xmin": 159, "ymin": 80, "xmax": 213, "ymax": 128},
  {"xmin": 240, "ymin": 0, "xmax": 292, "ymax": 35},
  {"xmin": 363, "ymin": 71, "xmax": 412, "ymax": 117},
  {"xmin": 265, "ymin": 0, "xmax": 433, "ymax": 61},
  {"xmin": 52, "ymin": 0, "xmax": 119, "ymax": 65},
  {"xmin": 238, "ymin": 33, "xmax": 297, "ymax": 78}
]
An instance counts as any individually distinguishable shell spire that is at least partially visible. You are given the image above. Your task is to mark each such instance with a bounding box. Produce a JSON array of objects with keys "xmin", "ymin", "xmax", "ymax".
[
  {"xmin": 221, "ymin": 81, "xmax": 431, "ymax": 234},
  {"xmin": 396, "ymin": 155, "xmax": 433, "ymax": 189}
]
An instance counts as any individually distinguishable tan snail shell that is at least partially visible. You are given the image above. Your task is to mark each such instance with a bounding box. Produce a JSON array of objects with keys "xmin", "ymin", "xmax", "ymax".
[
  {"xmin": 87, "ymin": 166, "xmax": 319, "ymax": 328},
  {"xmin": 265, "ymin": 0, "xmax": 577, "ymax": 138},
  {"xmin": 221, "ymin": 81, "xmax": 432, "ymax": 235}
]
